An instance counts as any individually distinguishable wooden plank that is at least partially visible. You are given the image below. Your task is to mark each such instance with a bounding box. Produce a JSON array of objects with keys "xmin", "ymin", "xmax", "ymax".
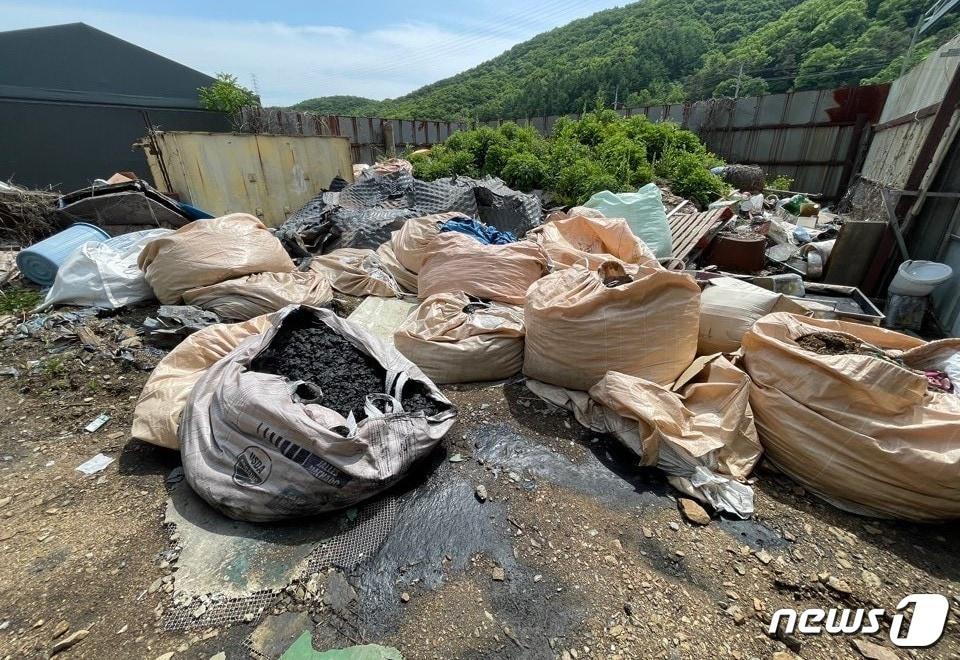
[{"xmin": 671, "ymin": 208, "xmax": 733, "ymax": 261}]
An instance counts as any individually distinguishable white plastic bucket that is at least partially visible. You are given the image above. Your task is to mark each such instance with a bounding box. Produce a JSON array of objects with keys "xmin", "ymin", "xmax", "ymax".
[{"xmin": 888, "ymin": 260, "xmax": 953, "ymax": 297}]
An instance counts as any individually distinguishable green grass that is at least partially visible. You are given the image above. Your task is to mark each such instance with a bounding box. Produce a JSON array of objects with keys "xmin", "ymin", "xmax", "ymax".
[{"xmin": 0, "ymin": 286, "xmax": 42, "ymax": 314}]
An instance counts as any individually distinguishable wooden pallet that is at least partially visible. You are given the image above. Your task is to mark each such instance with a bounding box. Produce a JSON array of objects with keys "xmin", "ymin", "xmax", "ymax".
[{"xmin": 669, "ymin": 206, "xmax": 734, "ymax": 262}]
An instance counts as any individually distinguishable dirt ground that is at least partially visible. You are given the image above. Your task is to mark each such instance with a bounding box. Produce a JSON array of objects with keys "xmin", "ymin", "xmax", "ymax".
[{"xmin": 0, "ymin": 305, "xmax": 958, "ymax": 660}]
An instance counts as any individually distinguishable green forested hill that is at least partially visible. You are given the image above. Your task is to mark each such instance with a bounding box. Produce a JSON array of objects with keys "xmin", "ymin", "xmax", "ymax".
[
  {"xmin": 298, "ymin": 0, "xmax": 959, "ymax": 120},
  {"xmin": 291, "ymin": 95, "xmax": 379, "ymax": 114}
]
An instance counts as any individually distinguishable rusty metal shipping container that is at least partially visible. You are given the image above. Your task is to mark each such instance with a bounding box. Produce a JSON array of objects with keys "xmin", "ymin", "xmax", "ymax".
[{"xmin": 140, "ymin": 131, "xmax": 353, "ymax": 226}]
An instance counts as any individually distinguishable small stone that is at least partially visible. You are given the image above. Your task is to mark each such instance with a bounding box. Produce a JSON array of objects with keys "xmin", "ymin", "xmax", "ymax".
[
  {"xmin": 52, "ymin": 620, "xmax": 69, "ymax": 639},
  {"xmin": 642, "ymin": 526, "xmax": 653, "ymax": 539},
  {"xmin": 678, "ymin": 498, "xmax": 711, "ymax": 525},
  {"xmin": 242, "ymin": 613, "xmax": 255, "ymax": 623},
  {"xmin": 148, "ymin": 578, "xmax": 163, "ymax": 594},
  {"xmin": 400, "ymin": 592, "xmax": 410, "ymax": 603},
  {"xmin": 33, "ymin": 619, "xmax": 45, "ymax": 628},
  {"xmin": 772, "ymin": 653, "xmax": 798, "ymax": 660},
  {"xmin": 861, "ymin": 570, "xmax": 882, "ymax": 589},
  {"xmin": 448, "ymin": 453, "xmax": 465, "ymax": 463},
  {"xmin": 492, "ymin": 566, "xmax": 506, "ymax": 581},
  {"xmin": 725, "ymin": 605, "xmax": 746, "ymax": 625},
  {"xmin": 192, "ymin": 603, "xmax": 207, "ymax": 618},
  {"xmin": 755, "ymin": 549, "xmax": 773, "ymax": 565},
  {"xmin": 50, "ymin": 629, "xmax": 88, "ymax": 656},
  {"xmin": 116, "ymin": 624, "xmax": 128, "ymax": 634},
  {"xmin": 475, "ymin": 485, "xmax": 487, "ymax": 502},
  {"xmin": 826, "ymin": 576, "xmax": 853, "ymax": 595},
  {"xmin": 0, "ymin": 497, "xmax": 10, "ymax": 508},
  {"xmin": 668, "ymin": 522, "xmax": 680, "ymax": 532},
  {"xmin": 154, "ymin": 653, "xmax": 175, "ymax": 660},
  {"xmin": 753, "ymin": 597, "xmax": 763, "ymax": 612},
  {"xmin": 851, "ymin": 639, "xmax": 900, "ymax": 660}
]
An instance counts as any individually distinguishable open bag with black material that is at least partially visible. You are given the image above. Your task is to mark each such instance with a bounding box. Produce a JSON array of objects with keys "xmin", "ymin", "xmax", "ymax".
[
  {"xmin": 741, "ymin": 312, "xmax": 960, "ymax": 521},
  {"xmin": 178, "ymin": 305, "xmax": 457, "ymax": 522}
]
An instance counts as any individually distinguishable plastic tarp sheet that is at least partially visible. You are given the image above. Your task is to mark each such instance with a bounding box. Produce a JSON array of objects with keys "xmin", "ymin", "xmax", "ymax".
[{"xmin": 275, "ymin": 171, "xmax": 540, "ymax": 258}]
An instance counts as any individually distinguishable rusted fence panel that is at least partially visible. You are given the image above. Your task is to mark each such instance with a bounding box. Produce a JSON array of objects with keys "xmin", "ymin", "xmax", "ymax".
[
  {"xmin": 488, "ymin": 86, "xmax": 888, "ymax": 201},
  {"xmin": 239, "ymin": 107, "xmax": 467, "ymax": 165}
]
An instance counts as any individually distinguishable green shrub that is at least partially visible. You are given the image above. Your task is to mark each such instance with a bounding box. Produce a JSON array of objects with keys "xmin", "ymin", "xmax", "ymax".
[
  {"xmin": 413, "ymin": 110, "xmax": 725, "ymax": 207},
  {"xmin": 502, "ymin": 152, "xmax": 549, "ymax": 190},
  {"xmin": 198, "ymin": 73, "xmax": 259, "ymax": 114}
]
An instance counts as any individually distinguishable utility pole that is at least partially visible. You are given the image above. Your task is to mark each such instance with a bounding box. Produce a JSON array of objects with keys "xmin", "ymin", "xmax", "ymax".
[
  {"xmin": 733, "ymin": 62, "xmax": 744, "ymax": 99},
  {"xmin": 613, "ymin": 84, "xmax": 619, "ymax": 111}
]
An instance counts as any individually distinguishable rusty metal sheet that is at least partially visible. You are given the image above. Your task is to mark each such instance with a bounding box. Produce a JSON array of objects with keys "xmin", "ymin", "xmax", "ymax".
[{"xmin": 142, "ymin": 131, "xmax": 353, "ymax": 227}]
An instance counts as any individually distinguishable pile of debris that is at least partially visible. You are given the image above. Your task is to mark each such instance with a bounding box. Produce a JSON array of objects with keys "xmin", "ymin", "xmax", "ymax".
[{"xmin": 2, "ymin": 158, "xmax": 958, "ymax": 529}]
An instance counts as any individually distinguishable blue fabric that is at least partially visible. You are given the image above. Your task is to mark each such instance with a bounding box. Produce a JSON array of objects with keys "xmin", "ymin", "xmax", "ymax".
[
  {"xmin": 177, "ymin": 201, "xmax": 215, "ymax": 220},
  {"xmin": 439, "ymin": 217, "xmax": 516, "ymax": 245}
]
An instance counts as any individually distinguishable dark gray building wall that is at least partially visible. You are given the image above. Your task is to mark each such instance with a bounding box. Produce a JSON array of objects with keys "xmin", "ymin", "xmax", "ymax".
[
  {"xmin": 0, "ymin": 100, "xmax": 231, "ymax": 190},
  {"xmin": 0, "ymin": 23, "xmax": 232, "ymax": 190}
]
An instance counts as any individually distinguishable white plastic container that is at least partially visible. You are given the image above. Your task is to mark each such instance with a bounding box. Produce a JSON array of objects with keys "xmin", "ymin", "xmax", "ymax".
[{"xmin": 888, "ymin": 260, "xmax": 953, "ymax": 296}]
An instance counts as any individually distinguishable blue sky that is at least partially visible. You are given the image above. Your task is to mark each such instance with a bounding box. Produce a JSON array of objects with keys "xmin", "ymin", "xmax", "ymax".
[{"xmin": 0, "ymin": 0, "xmax": 627, "ymax": 106}]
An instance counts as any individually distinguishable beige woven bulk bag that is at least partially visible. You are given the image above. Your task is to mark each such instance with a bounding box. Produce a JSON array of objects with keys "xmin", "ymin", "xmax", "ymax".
[
  {"xmin": 394, "ymin": 292, "xmax": 524, "ymax": 383},
  {"xmin": 182, "ymin": 271, "xmax": 333, "ymax": 321},
  {"xmin": 131, "ymin": 313, "xmax": 275, "ymax": 450},
  {"xmin": 741, "ymin": 312, "xmax": 960, "ymax": 521},
  {"xmin": 391, "ymin": 213, "xmax": 465, "ymax": 274},
  {"xmin": 523, "ymin": 261, "xmax": 700, "ymax": 391},
  {"xmin": 180, "ymin": 306, "xmax": 457, "ymax": 522},
  {"xmin": 309, "ymin": 248, "xmax": 402, "ymax": 298},
  {"xmin": 375, "ymin": 242, "xmax": 419, "ymax": 295},
  {"xmin": 417, "ymin": 233, "xmax": 547, "ymax": 306},
  {"xmin": 138, "ymin": 214, "xmax": 295, "ymax": 304},
  {"xmin": 531, "ymin": 215, "xmax": 659, "ymax": 270}
]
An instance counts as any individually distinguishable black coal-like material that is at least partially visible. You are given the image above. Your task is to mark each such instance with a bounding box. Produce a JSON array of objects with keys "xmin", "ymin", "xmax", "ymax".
[{"xmin": 251, "ymin": 315, "xmax": 442, "ymax": 420}]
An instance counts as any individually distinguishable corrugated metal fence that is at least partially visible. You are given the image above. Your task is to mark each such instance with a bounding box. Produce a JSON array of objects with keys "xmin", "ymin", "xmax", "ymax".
[
  {"xmin": 241, "ymin": 85, "xmax": 893, "ymax": 204},
  {"xmin": 238, "ymin": 107, "xmax": 466, "ymax": 164},
  {"xmin": 488, "ymin": 86, "xmax": 889, "ymax": 201}
]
